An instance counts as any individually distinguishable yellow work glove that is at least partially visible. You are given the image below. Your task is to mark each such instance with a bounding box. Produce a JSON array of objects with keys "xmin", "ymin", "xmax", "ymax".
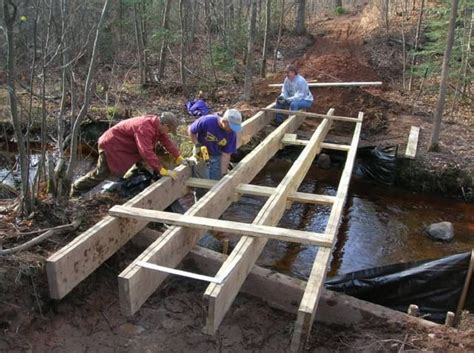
[
  {"xmin": 175, "ymin": 155, "xmax": 185, "ymax": 165},
  {"xmin": 159, "ymin": 167, "xmax": 177, "ymax": 180}
]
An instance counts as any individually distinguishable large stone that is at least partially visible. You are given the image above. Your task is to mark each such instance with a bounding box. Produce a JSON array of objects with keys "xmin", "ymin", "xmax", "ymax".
[
  {"xmin": 423, "ymin": 222, "xmax": 454, "ymax": 242},
  {"xmin": 317, "ymin": 153, "xmax": 331, "ymax": 169}
]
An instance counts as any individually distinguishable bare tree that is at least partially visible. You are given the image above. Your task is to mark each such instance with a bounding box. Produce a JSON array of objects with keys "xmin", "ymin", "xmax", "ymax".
[
  {"xmin": 272, "ymin": 0, "xmax": 285, "ymax": 73},
  {"xmin": 3, "ymin": 0, "xmax": 33, "ymax": 214},
  {"xmin": 260, "ymin": 0, "xmax": 271, "ymax": 77},
  {"xmin": 408, "ymin": 0, "xmax": 425, "ymax": 91},
  {"xmin": 295, "ymin": 0, "xmax": 306, "ymax": 35},
  {"xmin": 179, "ymin": 0, "xmax": 187, "ymax": 93},
  {"xmin": 133, "ymin": 3, "xmax": 146, "ymax": 85},
  {"xmin": 429, "ymin": 0, "xmax": 459, "ymax": 151},
  {"xmin": 157, "ymin": 0, "xmax": 171, "ymax": 80},
  {"xmin": 64, "ymin": 0, "xmax": 111, "ymax": 195},
  {"xmin": 243, "ymin": 0, "xmax": 257, "ymax": 100}
]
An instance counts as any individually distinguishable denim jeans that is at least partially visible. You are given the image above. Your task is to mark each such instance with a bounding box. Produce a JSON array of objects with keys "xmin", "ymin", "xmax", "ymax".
[
  {"xmin": 192, "ymin": 155, "xmax": 222, "ymax": 199},
  {"xmin": 275, "ymin": 99, "xmax": 313, "ymax": 123}
]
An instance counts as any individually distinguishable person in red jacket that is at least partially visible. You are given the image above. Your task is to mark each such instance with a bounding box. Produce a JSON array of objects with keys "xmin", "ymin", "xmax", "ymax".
[{"xmin": 70, "ymin": 112, "xmax": 185, "ymax": 197}]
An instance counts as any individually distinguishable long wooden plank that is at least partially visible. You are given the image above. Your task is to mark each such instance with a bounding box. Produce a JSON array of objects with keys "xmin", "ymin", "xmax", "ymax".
[
  {"xmin": 281, "ymin": 134, "xmax": 351, "ymax": 151},
  {"xmin": 131, "ymin": 230, "xmax": 440, "ymax": 330},
  {"xmin": 185, "ymin": 178, "xmax": 336, "ymax": 205},
  {"xmin": 263, "ymin": 108, "xmax": 362, "ymax": 123},
  {"xmin": 202, "ymin": 109, "xmax": 334, "ymax": 334},
  {"xmin": 238, "ymin": 102, "xmax": 275, "ymax": 146},
  {"xmin": 268, "ymin": 81, "xmax": 383, "ymax": 88},
  {"xmin": 405, "ymin": 126, "xmax": 420, "ymax": 159},
  {"xmin": 109, "ymin": 206, "xmax": 332, "ymax": 247},
  {"xmin": 118, "ymin": 112, "xmax": 306, "ymax": 316},
  {"xmin": 46, "ymin": 167, "xmax": 191, "ymax": 299},
  {"xmin": 290, "ymin": 113, "xmax": 363, "ymax": 352},
  {"xmin": 188, "ymin": 246, "xmax": 439, "ymax": 329},
  {"xmin": 46, "ymin": 105, "xmax": 275, "ymax": 300}
]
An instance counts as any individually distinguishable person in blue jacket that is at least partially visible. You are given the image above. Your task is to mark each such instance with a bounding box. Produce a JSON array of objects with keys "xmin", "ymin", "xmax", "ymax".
[{"xmin": 274, "ymin": 64, "xmax": 313, "ymax": 124}]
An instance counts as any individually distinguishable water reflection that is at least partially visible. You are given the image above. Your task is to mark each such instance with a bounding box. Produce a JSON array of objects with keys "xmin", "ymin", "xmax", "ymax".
[{"xmin": 215, "ymin": 160, "xmax": 474, "ymax": 279}]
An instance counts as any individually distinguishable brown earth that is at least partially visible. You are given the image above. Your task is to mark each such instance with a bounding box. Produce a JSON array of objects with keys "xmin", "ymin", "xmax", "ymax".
[{"xmin": 1, "ymin": 4, "xmax": 474, "ymax": 353}]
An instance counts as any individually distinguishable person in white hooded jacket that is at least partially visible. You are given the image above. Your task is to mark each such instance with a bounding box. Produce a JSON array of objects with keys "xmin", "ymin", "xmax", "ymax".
[{"xmin": 274, "ymin": 65, "xmax": 313, "ymax": 124}]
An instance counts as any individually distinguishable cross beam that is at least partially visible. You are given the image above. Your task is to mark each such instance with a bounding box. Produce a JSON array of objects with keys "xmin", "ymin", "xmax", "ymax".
[
  {"xmin": 185, "ymin": 178, "xmax": 336, "ymax": 205},
  {"xmin": 109, "ymin": 206, "xmax": 332, "ymax": 247}
]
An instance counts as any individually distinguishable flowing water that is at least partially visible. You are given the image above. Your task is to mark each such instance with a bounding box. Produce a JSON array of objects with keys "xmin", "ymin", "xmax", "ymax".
[{"xmin": 201, "ymin": 160, "xmax": 474, "ymax": 279}]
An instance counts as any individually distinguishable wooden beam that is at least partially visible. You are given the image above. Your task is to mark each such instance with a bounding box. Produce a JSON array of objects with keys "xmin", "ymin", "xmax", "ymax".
[
  {"xmin": 185, "ymin": 178, "xmax": 336, "ymax": 205},
  {"xmin": 46, "ymin": 166, "xmax": 192, "ymax": 299},
  {"xmin": 202, "ymin": 109, "xmax": 334, "ymax": 335},
  {"xmin": 130, "ymin": 230, "xmax": 440, "ymax": 330},
  {"xmin": 118, "ymin": 113, "xmax": 306, "ymax": 316},
  {"xmin": 238, "ymin": 102, "xmax": 275, "ymax": 146},
  {"xmin": 405, "ymin": 126, "xmax": 420, "ymax": 159},
  {"xmin": 109, "ymin": 206, "xmax": 332, "ymax": 247},
  {"xmin": 187, "ymin": 246, "xmax": 439, "ymax": 329},
  {"xmin": 46, "ymin": 105, "xmax": 274, "ymax": 300},
  {"xmin": 268, "ymin": 81, "xmax": 383, "ymax": 88},
  {"xmin": 281, "ymin": 134, "xmax": 350, "ymax": 151},
  {"xmin": 290, "ymin": 113, "xmax": 363, "ymax": 352},
  {"xmin": 262, "ymin": 108, "xmax": 362, "ymax": 123}
]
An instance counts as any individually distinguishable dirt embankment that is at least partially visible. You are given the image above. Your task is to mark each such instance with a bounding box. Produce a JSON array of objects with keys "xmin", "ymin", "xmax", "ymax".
[{"xmin": 256, "ymin": 9, "xmax": 473, "ymax": 201}]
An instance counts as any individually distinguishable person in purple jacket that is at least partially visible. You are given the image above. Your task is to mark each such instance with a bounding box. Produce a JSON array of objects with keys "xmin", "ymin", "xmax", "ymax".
[{"xmin": 188, "ymin": 109, "xmax": 242, "ymax": 180}]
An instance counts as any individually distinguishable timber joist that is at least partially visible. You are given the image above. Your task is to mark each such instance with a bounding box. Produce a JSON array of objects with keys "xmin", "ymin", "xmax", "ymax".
[{"xmin": 46, "ymin": 103, "xmax": 363, "ymax": 352}]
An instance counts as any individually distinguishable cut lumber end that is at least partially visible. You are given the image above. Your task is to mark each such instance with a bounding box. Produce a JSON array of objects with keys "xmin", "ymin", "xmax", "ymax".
[
  {"xmin": 405, "ymin": 126, "xmax": 420, "ymax": 159},
  {"xmin": 46, "ymin": 260, "xmax": 61, "ymax": 299}
]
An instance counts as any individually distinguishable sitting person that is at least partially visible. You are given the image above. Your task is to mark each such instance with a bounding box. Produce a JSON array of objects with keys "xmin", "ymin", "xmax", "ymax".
[
  {"xmin": 70, "ymin": 112, "xmax": 185, "ymax": 197},
  {"xmin": 274, "ymin": 64, "xmax": 313, "ymax": 124},
  {"xmin": 187, "ymin": 109, "xmax": 242, "ymax": 181}
]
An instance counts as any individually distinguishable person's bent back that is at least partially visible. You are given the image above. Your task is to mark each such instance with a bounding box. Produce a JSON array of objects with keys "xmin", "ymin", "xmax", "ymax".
[{"xmin": 70, "ymin": 112, "xmax": 184, "ymax": 197}]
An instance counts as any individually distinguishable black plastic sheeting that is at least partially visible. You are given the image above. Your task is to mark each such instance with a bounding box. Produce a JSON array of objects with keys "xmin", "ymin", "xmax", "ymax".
[
  {"xmin": 355, "ymin": 145, "xmax": 398, "ymax": 186},
  {"xmin": 325, "ymin": 252, "xmax": 473, "ymax": 323}
]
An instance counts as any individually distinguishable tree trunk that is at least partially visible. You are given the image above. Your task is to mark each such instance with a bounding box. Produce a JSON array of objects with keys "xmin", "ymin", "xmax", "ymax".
[
  {"xmin": 384, "ymin": 0, "xmax": 390, "ymax": 30},
  {"xmin": 429, "ymin": 0, "xmax": 459, "ymax": 151},
  {"xmin": 260, "ymin": 0, "xmax": 271, "ymax": 77},
  {"xmin": 272, "ymin": 0, "xmax": 285, "ymax": 73},
  {"xmin": 295, "ymin": 0, "xmax": 306, "ymax": 35},
  {"xmin": 34, "ymin": 0, "xmax": 54, "ymax": 197},
  {"xmin": 460, "ymin": 8, "xmax": 473, "ymax": 94},
  {"xmin": 408, "ymin": 0, "xmax": 425, "ymax": 91},
  {"xmin": 3, "ymin": 0, "xmax": 32, "ymax": 215},
  {"xmin": 335, "ymin": 0, "xmax": 342, "ymax": 8},
  {"xmin": 158, "ymin": 0, "xmax": 171, "ymax": 80},
  {"xmin": 133, "ymin": 4, "xmax": 146, "ymax": 85},
  {"xmin": 243, "ymin": 0, "xmax": 257, "ymax": 100},
  {"xmin": 400, "ymin": 0, "xmax": 407, "ymax": 90},
  {"xmin": 204, "ymin": 0, "xmax": 218, "ymax": 85},
  {"xmin": 64, "ymin": 0, "xmax": 110, "ymax": 193},
  {"xmin": 179, "ymin": 0, "xmax": 187, "ymax": 94}
]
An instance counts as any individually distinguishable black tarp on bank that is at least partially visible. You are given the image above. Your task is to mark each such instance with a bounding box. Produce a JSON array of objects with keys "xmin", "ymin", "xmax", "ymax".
[{"xmin": 325, "ymin": 252, "xmax": 473, "ymax": 323}]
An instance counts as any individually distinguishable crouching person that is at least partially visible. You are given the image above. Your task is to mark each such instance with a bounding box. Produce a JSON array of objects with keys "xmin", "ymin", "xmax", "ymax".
[
  {"xmin": 187, "ymin": 109, "xmax": 242, "ymax": 181},
  {"xmin": 274, "ymin": 64, "xmax": 313, "ymax": 124},
  {"xmin": 70, "ymin": 112, "xmax": 186, "ymax": 197}
]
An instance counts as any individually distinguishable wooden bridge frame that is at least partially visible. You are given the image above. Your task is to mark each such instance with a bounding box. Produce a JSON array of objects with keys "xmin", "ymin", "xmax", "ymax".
[{"xmin": 47, "ymin": 104, "xmax": 363, "ymax": 352}]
